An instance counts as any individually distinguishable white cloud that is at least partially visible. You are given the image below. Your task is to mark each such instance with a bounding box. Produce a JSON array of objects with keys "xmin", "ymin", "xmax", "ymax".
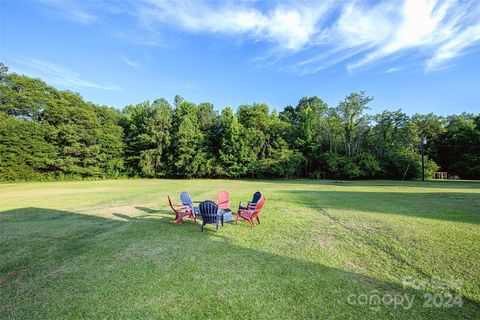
[
  {"xmin": 335, "ymin": 2, "xmax": 396, "ymax": 49},
  {"xmin": 346, "ymin": 0, "xmax": 466, "ymax": 70},
  {"xmin": 11, "ymin": 57, "xmax": 121, "ymax": 91},
  {"xmin": 135, "ymin": 0, "xmax": 480, "ymax": 72},
  {"xmin": 385, "ymin": 66, "xmax": 405, "ymax": 74},
  {"xmin": 137, "ymin": 0, "xmax": 333, "ymax": 52},
  {"xmin": 426, "ymin": 22, "xmax": 480, "ymax": 71},
  {"xmin": 38, "ymin": 0, "xmax": 480, "ymax": 73},
  {"xmin": 121, "ymin": 55, "xmax": 141, "ymax": 68}
]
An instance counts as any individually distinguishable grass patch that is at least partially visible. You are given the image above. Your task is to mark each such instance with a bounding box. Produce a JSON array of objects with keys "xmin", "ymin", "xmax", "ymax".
[{"xmin": 1, "ymin": 179, "xmax": 479, "ymax": 319}]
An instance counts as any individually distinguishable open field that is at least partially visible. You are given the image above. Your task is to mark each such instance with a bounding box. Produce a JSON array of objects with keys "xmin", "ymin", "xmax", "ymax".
[{"xmin": 1, "ymin": 179, "xmax": 479, "ymax": 319}]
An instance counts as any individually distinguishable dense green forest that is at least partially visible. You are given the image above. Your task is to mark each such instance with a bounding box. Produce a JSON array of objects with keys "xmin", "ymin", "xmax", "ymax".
[{"xmin": 1, "ymin": 63, "xmax": 479, "ymax": 181}]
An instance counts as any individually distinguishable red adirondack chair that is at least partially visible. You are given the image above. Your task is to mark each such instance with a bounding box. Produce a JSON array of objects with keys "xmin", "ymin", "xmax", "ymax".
[
  {"xmin": 167, "ymin": 196, "xmax": 196, "ymax": 225},
  {"xmin": 235, "ymin": 196, "xmax": 265, "ymax": 227}
]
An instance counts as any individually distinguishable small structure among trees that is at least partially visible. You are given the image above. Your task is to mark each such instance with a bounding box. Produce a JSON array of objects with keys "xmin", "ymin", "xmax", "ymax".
[{"xmin": 434, "ymin": 172, "xmax": 448, "ymax": 179}]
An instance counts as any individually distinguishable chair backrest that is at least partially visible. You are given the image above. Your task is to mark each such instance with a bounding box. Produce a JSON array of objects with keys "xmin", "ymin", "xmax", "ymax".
[
  {"xmin": 248, "ymin": 191, "xmax": 262, "ymax": 209},
  {"xmin": 217, "ymin": 190, "xmax": 230, "ymax": 210},
  {"xmin": 167, "ymin": 196, "xmax": 176, "ymax": 212},
  {"xmin": 180, "ymin": 192, "xmax": 193, "ymax": 209},
  {"xmin": 251, "ymin": 196, "xmax": 265, "ymax": 218},
  {"xmin": 252, "ymin": 191, "xmax": 262, "ymax": 203},
  {"xmin": 199, "ymin": 200, "xmax": 218, "ymax": 224}
]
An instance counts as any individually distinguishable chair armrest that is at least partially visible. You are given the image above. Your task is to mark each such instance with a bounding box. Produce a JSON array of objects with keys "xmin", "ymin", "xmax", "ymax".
[
  {"xmin": 238, "ymin": 208, "xmax": 254, "ymax": 214},
  {"xmin": 172, "ymin": 204, "xmax": 189, "ymax": 210}
]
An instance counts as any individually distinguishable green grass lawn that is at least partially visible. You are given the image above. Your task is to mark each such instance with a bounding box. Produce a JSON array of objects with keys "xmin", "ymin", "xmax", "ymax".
[{"xmin": 1, "ymin": 179, "xmax": 479, "ymax": 319}]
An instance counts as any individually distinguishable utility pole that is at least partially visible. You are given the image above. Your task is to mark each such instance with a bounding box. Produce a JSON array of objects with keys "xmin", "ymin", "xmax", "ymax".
[{"xmin": 421, "ymin": 135, "xmax": 427, "ymax": 181}]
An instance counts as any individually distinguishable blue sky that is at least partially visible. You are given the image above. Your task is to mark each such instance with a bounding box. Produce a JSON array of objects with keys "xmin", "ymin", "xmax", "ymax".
[{"xmin": 1, "ymin": 0, "xmax": 479, "ymax": 115}]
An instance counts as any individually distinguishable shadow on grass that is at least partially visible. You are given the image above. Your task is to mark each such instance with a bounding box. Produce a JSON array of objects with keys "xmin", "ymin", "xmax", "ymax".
[
  {"xmin": 239, "ymin": 178, "xmax": 480, "ymax": 190},
  {"xmin": 282, "ymin": 190, "xmax": 480, "ymax": 224},
  {"xmin": 0, "ymin": 207, "xmax": 478, "ymax": 319},
  {"xmin": 114, "ymin": 208, "xmax": 172, "ymax": 221},
  {"xmin": 134, "ymin": 206, "xmax": 162, "ymax": 214}
]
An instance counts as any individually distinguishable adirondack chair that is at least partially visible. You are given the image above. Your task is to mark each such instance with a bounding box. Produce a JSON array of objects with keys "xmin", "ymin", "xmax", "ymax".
[
  {"xmin": 238, "ymin": 191, "xmax": 261, "ymax": 210},
  {"xmin": 216, "ymin": 190, "xmax": 233, "ymax": 222},
  {"xmin": 199, "ymin": 200, "xmax": 223, "ymax": 232},
  {"xmin": 180, "ymin": 191, "xmax": 200, "ymax": 216},
  {"xmin": 167, "ymin": 196, "xmax": 196, "ymax": 225},
  {"xmin": 236, "ymin": 195, "xmax": 265, "ymax": 227}
]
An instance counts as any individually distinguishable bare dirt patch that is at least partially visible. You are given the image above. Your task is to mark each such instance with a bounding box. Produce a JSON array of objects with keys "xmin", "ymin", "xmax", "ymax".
[{"xmin": 311, "ymin": 236, "xmax": 334, "ymax": 248}]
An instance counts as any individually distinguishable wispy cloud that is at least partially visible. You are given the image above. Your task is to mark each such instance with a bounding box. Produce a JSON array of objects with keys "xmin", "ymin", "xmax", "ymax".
[
  {"xmin": 11, "ymin": 56, "xmax": 121, "ymax": 91},
  {"xmin": 38, "ymin": 0, "xmax": 480, "ymax": 73},
  {"xmin": 385, "ymin": 67, "xmax": 405, "ymax": 74},
  {"xmin": 344, "ymin": 0, "xmax": 473, "ymax": 71},
  {"xmin": 425, "ymin": 22, "xmax": 480, "ymax": 71},
  {"xmin": 41, "ymin": 0, "xmax": 97, "ymax": 24},
  {"xmin": 134, "ymin": 0, "xmax": 334, "ymax": 52},
  {"xmin": 133, "ymin": 0, "xmax": 480, "ymax": 73},
  {"xmin": 121, "ymin": 55, "xmax": 141, "ymax": 68}
]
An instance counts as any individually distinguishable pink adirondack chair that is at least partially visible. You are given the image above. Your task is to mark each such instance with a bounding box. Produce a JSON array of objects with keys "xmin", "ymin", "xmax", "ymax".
[
  {"xmin": 235, "ymin": 196, "xmax": 265, "ymax": 227},
  {"xmin": 216, "ymin": 190, "xmax": 234, "ymax": 222},
  {"xmin": 216, "ymin": 190, "xmax": 231, "ymax": 211}
]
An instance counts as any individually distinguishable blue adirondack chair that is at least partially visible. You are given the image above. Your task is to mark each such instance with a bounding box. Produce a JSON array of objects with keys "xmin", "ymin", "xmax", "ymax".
[
  {"xmin": 180, "ymin": 191, "xmax": 200, "ymax": 216},
  {"xmin": 199, "ymin": 200, "xmax": 223, "ymax": 232},
  {"xmin": 238, "ymin": 191, "xmax": 261, "ymax": 211}
]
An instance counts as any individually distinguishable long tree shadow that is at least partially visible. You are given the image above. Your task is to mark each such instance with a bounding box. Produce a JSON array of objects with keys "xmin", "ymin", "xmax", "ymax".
[
  {"xmin": 282, "ymin": 190, "xmax": 480, "ymax": 224},
  {"xmin": 0, "ymin": 207, "xmax": 478, "ymax": 319}
]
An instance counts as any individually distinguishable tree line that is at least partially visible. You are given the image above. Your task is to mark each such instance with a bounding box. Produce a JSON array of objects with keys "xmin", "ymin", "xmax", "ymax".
[{"xmin": 1, "ymin": 63, "xmax": 479, "ymax": 181}]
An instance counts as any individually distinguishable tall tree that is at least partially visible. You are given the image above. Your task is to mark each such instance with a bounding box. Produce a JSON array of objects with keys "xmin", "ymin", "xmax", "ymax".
[
  {"xmin": 0, "ymin": 112, "xmax": 57, "ymax": 180},
  {"xmin": 122, "ymin": 99, "xmax": 172, "ymax": 177},
  {"xmin": 281, "ymin": 96, "xmax": 328, "ymax": 176},
  {"xmin": 0, "ymin": 69, "xmax": 126, "ymax": 180},
  {"xmin": 369, "ymin": 110, "xmax": 420, "ymax": 179},
  {"xmin": 336, "ymin": 92, "xmax": 372, "ymax": 157},
  {"xmin": 170, "ymin": 96, "xmax": 211, "ymax": 177},
  {"xmin": 218, "ymin": 107, "xmax": 253, "ymax": 177}
]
